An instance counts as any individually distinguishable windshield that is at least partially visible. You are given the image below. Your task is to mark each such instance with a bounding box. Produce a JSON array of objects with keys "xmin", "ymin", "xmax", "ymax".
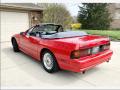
[
  {"xmin": 43, "ymin": 24, "xmax": 59, "ymax": 32},
  {"xmin": 32, "ymin": 24, "xmax": 63, "ymax": 34},
  {"xmin": 28, "ymin": 24, "xmax": 63, "ymax": 36}
]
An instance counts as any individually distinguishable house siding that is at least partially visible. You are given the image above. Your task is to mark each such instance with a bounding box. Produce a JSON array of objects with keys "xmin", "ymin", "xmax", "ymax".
[
  {"xmin": 0, "ymin": 4, "xmax": 43, "ymax": 27},
  {"xmin": 108, "ymin": 3, "xmax": 120, "ymax": 29},
  {"xmin": 29, "ymin": 11, "xmax": 43, "ymax": 27}
]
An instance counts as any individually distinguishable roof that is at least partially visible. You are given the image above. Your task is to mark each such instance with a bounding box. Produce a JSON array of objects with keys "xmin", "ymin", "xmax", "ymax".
[{"xmin": 0, "ymin": 3, "xmax": 45, "ymax": 11}]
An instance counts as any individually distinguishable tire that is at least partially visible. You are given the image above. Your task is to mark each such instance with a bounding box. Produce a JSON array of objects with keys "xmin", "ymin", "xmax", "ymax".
[
  {"xmin": 41, "ymin": 50, "xmax": 59, "ymax": 73},
  {"xmin": 11, "ymin": 38, "xmax": 20, "ymax": 52}
]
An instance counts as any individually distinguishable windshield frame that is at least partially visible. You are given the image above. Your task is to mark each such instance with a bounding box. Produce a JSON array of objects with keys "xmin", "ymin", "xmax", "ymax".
[{"xmin": 26, "ymin": 24, "xmax": 64, "ymax": 37}]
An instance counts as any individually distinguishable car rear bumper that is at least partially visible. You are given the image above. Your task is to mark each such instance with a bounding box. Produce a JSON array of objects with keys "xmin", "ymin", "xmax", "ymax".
[{"xmin": 60, "ymin": 50, "xmax": 113, "ymax": 72}]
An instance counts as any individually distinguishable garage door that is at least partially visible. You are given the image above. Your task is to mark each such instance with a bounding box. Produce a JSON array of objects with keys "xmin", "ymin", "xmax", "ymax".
[{"xmin": 1, "ymin": 11, "xmax": 29, "ymax": 42}]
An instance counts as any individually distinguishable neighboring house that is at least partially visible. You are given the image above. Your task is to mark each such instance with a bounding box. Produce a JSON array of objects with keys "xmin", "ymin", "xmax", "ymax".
[
  {"xmin": 108, "ymin": 3, "xmax": 120, "ymax": 29},
  {"xmin": 0, "ymin": 3, "xmax": 44, "ymax": 42}
]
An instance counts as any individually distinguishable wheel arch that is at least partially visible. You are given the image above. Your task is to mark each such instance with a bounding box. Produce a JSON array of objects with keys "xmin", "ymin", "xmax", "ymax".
[
  {"xmin": 40, "ymin": 48, "xmax": 55, "ymax": 61},
  {"xmin": 40, "ymin": 48, "xmax": 60, "ymax": 67},
  {"xmin": 11, "ymin": 36, "xmax": 19, "ymax": 45}
]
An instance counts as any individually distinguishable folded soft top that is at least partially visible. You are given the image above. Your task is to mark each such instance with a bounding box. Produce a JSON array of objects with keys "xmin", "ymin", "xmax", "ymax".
[{"xmin": 41, "ymin": 31, "xmax": 88, "ymax": 39}]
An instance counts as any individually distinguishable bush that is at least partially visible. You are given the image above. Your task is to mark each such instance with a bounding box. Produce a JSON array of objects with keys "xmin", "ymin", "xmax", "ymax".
[{"xmin": 71, "ymin": 23, "xmax": 82, "ymax": 29}]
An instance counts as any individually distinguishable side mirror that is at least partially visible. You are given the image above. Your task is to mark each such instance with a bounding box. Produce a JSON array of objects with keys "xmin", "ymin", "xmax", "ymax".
[{"xmin": 20, "ymin": 32, "xmax": 25, "ymax": 36}]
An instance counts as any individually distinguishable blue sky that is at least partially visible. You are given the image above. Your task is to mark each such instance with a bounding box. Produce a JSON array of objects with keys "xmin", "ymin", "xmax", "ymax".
[{"xmin": 64, "ymin": 3, "xmax": 81, "ymax": 16}]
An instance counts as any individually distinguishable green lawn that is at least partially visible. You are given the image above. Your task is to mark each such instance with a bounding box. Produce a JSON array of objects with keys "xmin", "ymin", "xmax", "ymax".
[{"xmin": 80, "ymin": 30, "xmax": 120, "ymax": 41}]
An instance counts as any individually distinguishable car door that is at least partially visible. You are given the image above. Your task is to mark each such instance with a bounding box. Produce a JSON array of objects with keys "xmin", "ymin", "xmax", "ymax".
[
  {"xmin": 19, "ymin": 26, "xmax": 41, "ymax": 59},
  {"xmin": 19, "ymin": 27, "xmax": 34, "ymax": 54}
]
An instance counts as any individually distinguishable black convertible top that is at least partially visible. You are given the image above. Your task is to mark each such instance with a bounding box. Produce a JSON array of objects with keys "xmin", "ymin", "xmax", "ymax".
[{"xmin": 41, "ymin": 30, "xmax": 88, "ymax": 39}]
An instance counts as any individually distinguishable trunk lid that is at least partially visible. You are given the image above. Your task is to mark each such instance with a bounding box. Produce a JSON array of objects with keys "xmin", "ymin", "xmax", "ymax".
[
  {"xmin": 54, "ymin": 35, "xmax": 110, "ymax": 49},
  {"xmin": 78, "ymin": 35, "xmax": 110, "ymax": 49}
]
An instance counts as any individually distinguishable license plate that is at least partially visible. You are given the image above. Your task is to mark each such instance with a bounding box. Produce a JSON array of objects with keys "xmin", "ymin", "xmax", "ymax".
[{"xmin": 92, "ymin": 46, "xmax": 100, "ymax": 54}]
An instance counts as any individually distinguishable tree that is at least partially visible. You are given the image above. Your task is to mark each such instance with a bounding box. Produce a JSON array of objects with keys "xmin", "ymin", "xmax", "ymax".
[
  {"xmin": 43, "ymin": 4, "xmax": 73, "ymax": 29},
  {"xmin": 77, "ymin": 3, "xmax": 112, "ymax": 30}
]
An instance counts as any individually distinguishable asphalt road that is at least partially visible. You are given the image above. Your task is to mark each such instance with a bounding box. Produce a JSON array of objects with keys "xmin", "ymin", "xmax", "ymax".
[{"xmin": 1, "ymin": 41, "xmax": 120, "ymax": 89}]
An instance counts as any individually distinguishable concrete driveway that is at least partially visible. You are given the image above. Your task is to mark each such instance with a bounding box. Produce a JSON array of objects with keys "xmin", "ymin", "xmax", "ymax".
[{"xmin": 1, "ymin": 41, "xmax": 120, "ymax": 89}]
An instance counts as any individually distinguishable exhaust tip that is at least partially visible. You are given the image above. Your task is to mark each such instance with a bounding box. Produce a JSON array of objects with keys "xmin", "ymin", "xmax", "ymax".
[{"xmin": 82, "ymin": 71, "xmax": 86, "ymax": 74}]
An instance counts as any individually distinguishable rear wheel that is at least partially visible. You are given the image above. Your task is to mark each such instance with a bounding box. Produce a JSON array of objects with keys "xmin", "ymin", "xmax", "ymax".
[
  {"xmin": 41, "ymin": 50, "xmax": 59, "ymax": 73},
  {"xmin": 12, "ymin": 38, "xmax": 19, "ymax": 52}
]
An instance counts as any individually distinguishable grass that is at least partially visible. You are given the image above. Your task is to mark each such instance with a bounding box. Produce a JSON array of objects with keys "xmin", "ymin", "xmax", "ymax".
[{"xmin": 80, "ymin": 30, "xmax": 120, "ymax": 41}]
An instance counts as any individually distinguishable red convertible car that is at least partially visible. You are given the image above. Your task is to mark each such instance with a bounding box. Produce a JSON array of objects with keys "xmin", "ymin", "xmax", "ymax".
[{"xmin": 11, "ymin": 23, "xmax": 113, "ymax": 73}]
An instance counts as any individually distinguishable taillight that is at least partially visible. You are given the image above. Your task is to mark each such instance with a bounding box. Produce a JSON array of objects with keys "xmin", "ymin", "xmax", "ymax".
[
  {"xmin": 101, "ymin": 43, "xmax": 110, "ymax": 51},
  {"xmin": 103, "ymin": 43, "xmax": 110, "ymax": 50},
  {"xmin": 71, "ymin": 49, "xmax": 91, "ymax": 59},
  {"xmin": 71, "ymin": 50, "xmax": 80, "ymax": 59},
  {"xmin": 70, "ymin": 43, "xmax": 110, "ymax": 59}
]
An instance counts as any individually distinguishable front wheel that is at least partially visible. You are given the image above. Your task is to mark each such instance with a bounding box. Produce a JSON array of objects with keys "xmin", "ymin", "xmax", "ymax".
[
  {"xmin": 11, "ymin": 38, "xmax": 19, "ymax": 52},
  {"xmin": 42, "ymin": 51, "xmax": 59, "ymax": 73}
]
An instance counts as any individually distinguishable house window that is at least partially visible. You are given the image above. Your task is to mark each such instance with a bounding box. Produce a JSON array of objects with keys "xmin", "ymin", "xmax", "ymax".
[{"xmin": 114, "ymin": 11, "xmax": 120, "ymax": 19}]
